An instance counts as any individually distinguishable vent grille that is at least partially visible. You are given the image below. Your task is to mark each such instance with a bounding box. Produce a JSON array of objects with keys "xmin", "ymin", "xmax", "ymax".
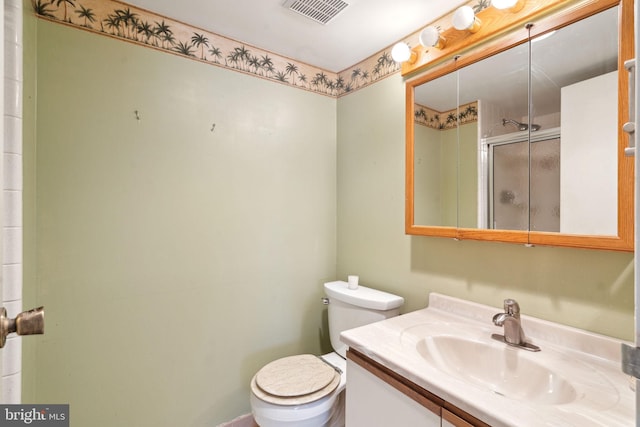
[{"xmin": 283, "ymin": 0, "xmax": 349, "ymax": 25}]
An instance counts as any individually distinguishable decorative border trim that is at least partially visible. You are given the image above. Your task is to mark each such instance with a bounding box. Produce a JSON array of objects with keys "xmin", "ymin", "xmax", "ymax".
[
  {"xmin": 32, "ymin": 0, "xmax": 486, "ymax": 98},
  {"xmin": 415, "ymin": 102, "xmax": 478, "ymax": 130}
]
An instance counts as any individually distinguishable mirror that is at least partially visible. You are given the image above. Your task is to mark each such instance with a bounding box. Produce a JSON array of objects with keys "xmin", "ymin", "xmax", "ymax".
[{"xmin": 406, "ymin": 0, "xmax": 634, "ymax": 251}]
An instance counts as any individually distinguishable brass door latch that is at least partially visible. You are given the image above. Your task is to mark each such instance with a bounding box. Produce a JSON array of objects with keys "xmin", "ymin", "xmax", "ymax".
[{"xmin": 0, "ymin": 306, "xmax": 44, "ymax": 348}]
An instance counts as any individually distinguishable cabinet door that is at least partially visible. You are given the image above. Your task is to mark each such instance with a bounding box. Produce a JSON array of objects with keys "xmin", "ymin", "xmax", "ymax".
[
  {"xmin": 442, "ymin": 408, "xmax": 475, "ymax": 427},
  {"xmin": 345, "ymin": 359, "xmax": 441, "ymax": 427}
]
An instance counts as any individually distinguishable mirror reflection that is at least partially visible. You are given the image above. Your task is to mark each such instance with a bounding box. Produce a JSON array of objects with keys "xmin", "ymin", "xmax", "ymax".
[
  {"xmin": 413, "ymin": 71, "xmax": 459, "ymax": 227},
  {"xmin": 412, "ymin": 6, "xmax": 619, "ymax": 235}
]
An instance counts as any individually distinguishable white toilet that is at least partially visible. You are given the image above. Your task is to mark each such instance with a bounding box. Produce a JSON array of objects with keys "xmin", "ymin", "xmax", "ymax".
[{"xmin": 250, "ymin": 280, "xmax": 404, "ymax": 427}]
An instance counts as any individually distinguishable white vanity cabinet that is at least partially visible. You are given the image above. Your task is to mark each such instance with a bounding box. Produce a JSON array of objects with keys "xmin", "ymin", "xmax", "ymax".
[
  {"xmin": 346, "ymin": 359, "xmax": 441, "ymax": 426},
  {"xmin": 346, "ymin": 349, "xmax": 489, "ymax": 427}
]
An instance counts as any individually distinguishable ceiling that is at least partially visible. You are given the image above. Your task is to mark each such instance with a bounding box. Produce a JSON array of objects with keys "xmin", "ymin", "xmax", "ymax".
[{"xmin": 121, "ymin": 0, "xmax": 468, "ymax": 73}]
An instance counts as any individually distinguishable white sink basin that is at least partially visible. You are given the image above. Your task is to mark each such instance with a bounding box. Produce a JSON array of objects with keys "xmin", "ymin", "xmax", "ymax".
[
  {"xmin": 341, "ymin": 294, "xmax": 632, "ymax": 426},
  {"xmin": 416, "ymin": 335, "xmax": 577, "ymax": 405}
]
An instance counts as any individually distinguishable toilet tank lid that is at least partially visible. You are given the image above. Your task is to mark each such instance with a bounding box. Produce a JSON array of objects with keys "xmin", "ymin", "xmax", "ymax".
[{"xmin": 324, "ymin": 281, "xmax": 404, "ymax": 311}]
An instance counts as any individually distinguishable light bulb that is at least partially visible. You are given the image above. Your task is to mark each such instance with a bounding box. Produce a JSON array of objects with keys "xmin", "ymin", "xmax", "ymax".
[
  {"xmin": 492, "ymin": 0, "xmax": 517, "ymax": 8},
  {"xmin": 391, "ymin": 42, "xmax": 411, "ymax": 63},
  {"xmin": 419, "ymin": 27, "xmax": 446, "ymax": 49},
  {"xmin": 492, "ymin": 0, "xmax": 525, "ymax": 12},
  {"xmin": 453, "ymin": 6, "xmax": 482, "ymax": 33}
]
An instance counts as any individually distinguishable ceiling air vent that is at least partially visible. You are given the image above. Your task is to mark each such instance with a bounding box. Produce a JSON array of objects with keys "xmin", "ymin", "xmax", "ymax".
[{"xmin": 283, "ymin": 0, "xmax": 349, "ymax": 25}]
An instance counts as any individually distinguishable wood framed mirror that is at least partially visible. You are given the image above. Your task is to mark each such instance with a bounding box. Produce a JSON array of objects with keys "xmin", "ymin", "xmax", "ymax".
[{"xmin": 405, "ymin": 0, "xmax": 634, "ymax": 251}]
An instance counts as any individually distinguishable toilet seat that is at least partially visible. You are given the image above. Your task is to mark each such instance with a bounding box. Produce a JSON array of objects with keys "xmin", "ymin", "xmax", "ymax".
[{"xmin": 251, "ymin": 354, "xmax": 341, "ymax": 406}]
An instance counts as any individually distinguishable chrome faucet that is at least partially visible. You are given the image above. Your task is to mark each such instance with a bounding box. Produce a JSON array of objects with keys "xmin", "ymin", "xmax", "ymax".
[{"xmin": 491, "ymin": 299, "xmax": 540, "ymax": 352}]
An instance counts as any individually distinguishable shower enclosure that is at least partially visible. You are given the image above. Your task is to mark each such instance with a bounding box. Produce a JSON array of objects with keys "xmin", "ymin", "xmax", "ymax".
[{"xmin": 482, "ymin": 128, "xmax": 561, "ymax": 231}]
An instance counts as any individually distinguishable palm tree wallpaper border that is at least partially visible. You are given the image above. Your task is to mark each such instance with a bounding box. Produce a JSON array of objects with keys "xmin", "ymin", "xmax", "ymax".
[
  {"xmin": 32, "ymin": 0, "xmax": 489, "ymax": 98},
  {"xmin": 415, "ymin": 102, "xmax": 479, "ymax": 130}
]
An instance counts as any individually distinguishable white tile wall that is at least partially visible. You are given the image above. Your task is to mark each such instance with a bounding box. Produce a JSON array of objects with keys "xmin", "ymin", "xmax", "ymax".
[
  {"xmin": 4, "ymin": 116, "xmax": 21, "ymax": 155},
  {"xmin": 2, "ymin": 264, "xmax": 21, "ymax": 302},
  {"xmin": 3, "ymin": 0, "xmax": 22, "ymax": 404},
  {"xmin": 3, "ymin": 337, "xmax": 21, "ymax": 376},
  {"xmin": 3, "ymin": 190, "xmax": 21, "ymax": 228},
  {"xmin": 3, "ymin": 79, "xmax": 21, "ymax": 118},
  {"xmin": 3, "ymin": 153, "xmax": 21, "ymax": 191},
  {"xmin": 1, "ymin": 372, "xmax": 20, "ymax": 403}
]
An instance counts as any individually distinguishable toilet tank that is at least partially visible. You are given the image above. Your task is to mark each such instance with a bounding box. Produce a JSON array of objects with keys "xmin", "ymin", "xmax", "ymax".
[{"xmin": 324, "ymin": 281, "xmax": 404, "ymax": 358}]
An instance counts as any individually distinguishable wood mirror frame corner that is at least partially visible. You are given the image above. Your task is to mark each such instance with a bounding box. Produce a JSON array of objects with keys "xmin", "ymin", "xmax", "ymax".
[{"xmin": 405, "ymin": 0, "xmax": 634, "ymax": 251}]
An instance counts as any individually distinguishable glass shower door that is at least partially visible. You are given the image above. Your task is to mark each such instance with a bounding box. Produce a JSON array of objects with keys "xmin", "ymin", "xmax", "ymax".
[{"xmin": 490, "ymin": 137, "xmax": 560, "ymax": 231}]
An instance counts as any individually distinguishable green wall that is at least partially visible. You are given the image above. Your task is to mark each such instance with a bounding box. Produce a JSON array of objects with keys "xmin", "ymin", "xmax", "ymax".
[
  {"xmin": 413, "ymin": 125, "xmax": 442, "ymax": 226},
  {"xmin": 25, "ymin": 19, "xmax": 336, "ymax": 426},
  {"xmin": 23, "ymin": 5, "xmax": 634, "ymax": 427},
  {"xmin": 413, "ymin": 123, "xmax": 477, "ymax": 228},
  {"xmin": 458, "ymin": 122, "xmax": 478, "ymax": 229}
]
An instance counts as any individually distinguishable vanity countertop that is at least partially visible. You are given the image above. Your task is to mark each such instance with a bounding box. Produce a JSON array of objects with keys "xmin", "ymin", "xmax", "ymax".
[{"xmin": 340, "ymin": 293, "xmax": 634, "ymax": 427}]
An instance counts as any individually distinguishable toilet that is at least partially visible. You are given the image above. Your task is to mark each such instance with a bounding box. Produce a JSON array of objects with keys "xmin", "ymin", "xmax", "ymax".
[{"xmin": 250, "ymin": 280, "xmax": 404, "ymax": 427}]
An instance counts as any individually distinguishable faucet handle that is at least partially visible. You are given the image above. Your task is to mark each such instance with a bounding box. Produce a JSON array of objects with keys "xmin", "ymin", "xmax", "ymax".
[{"xmin": 503, "ymin": 299, "xmax": 520, "ymax": 315}]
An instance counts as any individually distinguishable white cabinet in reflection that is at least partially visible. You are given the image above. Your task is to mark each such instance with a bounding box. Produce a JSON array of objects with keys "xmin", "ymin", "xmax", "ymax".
[{"xmin": 560, "ymin": 71, "xmax": 618, "ymax": 235}]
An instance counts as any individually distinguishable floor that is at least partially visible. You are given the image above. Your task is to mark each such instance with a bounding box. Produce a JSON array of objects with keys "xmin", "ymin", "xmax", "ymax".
[{"xmin": 217, "ymin": 414, "xmax": 258, "ymax": 427}]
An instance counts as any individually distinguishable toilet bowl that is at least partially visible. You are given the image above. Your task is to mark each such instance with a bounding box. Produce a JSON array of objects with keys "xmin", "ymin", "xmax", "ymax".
[
  {"xmin": 249, "ymin": 281, "xmax": 404, "ymax": 427},
  {"xmin": 250, "ymin": 352, "xmax": 346, "ymax": 427}
]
